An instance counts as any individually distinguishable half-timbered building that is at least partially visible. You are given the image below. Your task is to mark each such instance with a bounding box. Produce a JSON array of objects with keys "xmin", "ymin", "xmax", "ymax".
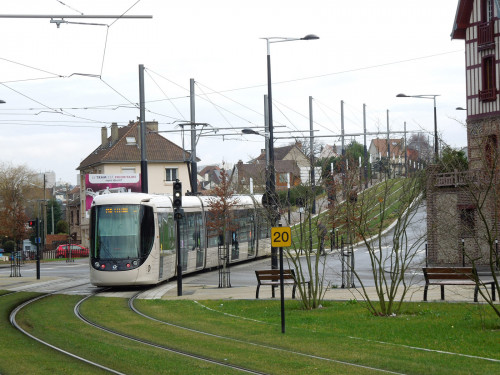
[{"xmin": 426, "ymin": 0, "xmax": 500, "ymax": 267}]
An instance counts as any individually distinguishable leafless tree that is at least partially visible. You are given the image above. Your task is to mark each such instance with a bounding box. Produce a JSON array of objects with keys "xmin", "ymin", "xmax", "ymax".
[
  {"xmin": 206, "ymin": 167, "xmax": 240, "ymax": 288},
  {"xmin": 334, "ymin": 164, "xmax": 426, "ymax": 315},
  {"xmin": 0, "ymin": 163, "xmax": 38, "ymax": 245}
]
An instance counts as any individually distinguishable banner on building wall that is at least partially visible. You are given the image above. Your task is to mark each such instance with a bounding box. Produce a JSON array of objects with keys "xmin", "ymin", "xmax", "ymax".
[{"xmin": 85, "ymin": 174, "xmax": 142, "ymax": 211}]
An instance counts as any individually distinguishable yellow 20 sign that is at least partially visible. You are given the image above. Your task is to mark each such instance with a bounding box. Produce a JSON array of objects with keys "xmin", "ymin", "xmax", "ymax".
[{"xmin": 271, "ymin": 227, "xmax": 291, "ymax": 247}]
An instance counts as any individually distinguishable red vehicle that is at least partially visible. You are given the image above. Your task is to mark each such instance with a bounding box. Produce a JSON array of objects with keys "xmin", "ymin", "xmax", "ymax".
[{"xmin": 56, "ymin": 244, "xmax": 89, "ymax": 258}]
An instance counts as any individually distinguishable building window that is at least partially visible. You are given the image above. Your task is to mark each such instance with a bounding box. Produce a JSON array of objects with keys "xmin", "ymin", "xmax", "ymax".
[
  {"xmin": 121, "ymin": 167, "xmax": 136, "ymax": 174},
  {"xmin": 480, "ymin": 55, "xmax": 497, "ymax": 102},
  {"xmin": 485, "ymin": 134, "xmax": 498, "ymax": 169},
  {"xmin": 460, "ymin": 208, "xmax": 475, "ymax": 237},
  {"xmin": 278, "ymin": 173, "xmax": 288, "ymax": 184},
  {"xmin": 482, "ymin": 0, "xmax": 494, "ymax": 22},
  {"xmin": 165, "ymin": 168, "xmax": 178, "ymax": 182}
]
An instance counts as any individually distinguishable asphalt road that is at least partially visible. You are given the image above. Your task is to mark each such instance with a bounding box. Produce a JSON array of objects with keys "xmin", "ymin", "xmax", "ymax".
[{"xmin": 0, "ymin": 200, "xmax": 427, "ymax": 293}]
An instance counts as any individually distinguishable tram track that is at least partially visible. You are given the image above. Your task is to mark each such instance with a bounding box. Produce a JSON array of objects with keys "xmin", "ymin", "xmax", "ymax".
[
  {"xmin": 5, "ymin": 283, "xmax": 404, "ymax": 374},
  {"xmin": 8, "ymin": 283, "xmax": 125, "ymax": 374},
  {"xmin": 75, "ymin": 290, "xmax": 268, "ymax": 375},
  {"xmin": 128, "ymin": 290, "xmax": 406, "ymax": 375}
]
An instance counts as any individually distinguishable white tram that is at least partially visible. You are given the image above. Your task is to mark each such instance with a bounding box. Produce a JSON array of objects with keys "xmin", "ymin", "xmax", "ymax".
[{"xmin": 89, "ymin": 192, "xmax": 271, "ymax": 286}]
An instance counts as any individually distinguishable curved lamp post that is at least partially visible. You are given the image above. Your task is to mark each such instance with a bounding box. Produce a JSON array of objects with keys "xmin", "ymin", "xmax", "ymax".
[
  {"xmin": 262, "ymin": 34, "xmax": 319, "ymax": 270},
  {"xmin": 263, "ymin": 35, "xmax": 319, "ymax": 207},
  {"xmin": 397, "ymin": 93, "xmax": 440, "ymax": 162}
]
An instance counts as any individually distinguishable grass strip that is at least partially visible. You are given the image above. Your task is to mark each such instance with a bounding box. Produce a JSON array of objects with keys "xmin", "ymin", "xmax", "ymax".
[
  {"xmin": 4, "ymin": 291, "xmax": 500, "ymax": 374},
  {"xmin": 13, "ymin": 293, "xmax": 243, "ymax": 375},
  {"xmin": 136, "ymin": 298, "xmax": 500, "ymax": 375},
  {"xmin": 0, "ymin": 292, "xmax": 108, "ymax": 375}
]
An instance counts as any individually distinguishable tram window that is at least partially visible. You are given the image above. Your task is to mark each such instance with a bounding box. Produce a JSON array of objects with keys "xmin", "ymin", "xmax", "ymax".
[
  {"xmin": 158, "ymin": 212, "xmax": 175, "ymax": 252},
  {"xmin": 140, "ymin": 206, "xmax": 155, "ymax": 258},
  {"xmin": 182, "ymin": 212, "xmax": 203, "ymax": 250},
  {"xmin": 92, "ymin": 204, "xmax": 155, "ymax": 260},
  {"xmin": 257, "ymin": 209, "xmax": 271, "ymax": 239}
]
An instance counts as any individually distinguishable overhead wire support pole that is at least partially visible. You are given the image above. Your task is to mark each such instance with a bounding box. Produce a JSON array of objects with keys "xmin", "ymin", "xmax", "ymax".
[
  {"xmin": 309, "ymin": 96, "xmax": 316, "ymax": 214},
  {"xmin": 139, "ymin": 64, "xmax": 148, "ymax": 193},
  {"xmin": 190, "ymin": 78, "xmax": 197, "ymax": 194},
  {"xmin": 363, "ymin": 104, "xmax": 368, "ymax": 188}
]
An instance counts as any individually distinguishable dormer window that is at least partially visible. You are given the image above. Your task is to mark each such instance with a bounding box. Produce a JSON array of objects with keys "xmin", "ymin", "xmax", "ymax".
[{"xmin": 126, "ymin": 137, "xmax": 137, "ymax": 145}]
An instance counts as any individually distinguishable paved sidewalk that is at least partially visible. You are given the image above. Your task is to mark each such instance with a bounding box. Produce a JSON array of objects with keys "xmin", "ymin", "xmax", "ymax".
[
  {"xmin": 157, "ymin": 279, "xmax": 486, "ymax": 303},
  {"xmin": 0, "ymin": 259, "xmax": 492, "ymax": 303}
]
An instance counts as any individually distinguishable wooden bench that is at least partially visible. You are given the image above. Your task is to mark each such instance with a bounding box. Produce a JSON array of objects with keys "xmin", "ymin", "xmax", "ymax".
[
  {"xmin": 255, "ymin": 269, "xmax": 308, "ymax": 299},
  {"xmin": 423, "ymin": 267, "xmax": 496, "ymax": 302}
]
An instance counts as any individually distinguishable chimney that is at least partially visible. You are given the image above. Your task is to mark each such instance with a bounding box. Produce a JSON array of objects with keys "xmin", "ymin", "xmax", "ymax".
[
  {"xmin": 146, "ymin": 121, "xmax": 158, "ymax": 133},
  {"xmin": 101, "ymin": 127, "xmax": 108, "ymax": 147},
  {"xmin": 111, "ymin": 122, "xmax": 119, "ymax": 144}
]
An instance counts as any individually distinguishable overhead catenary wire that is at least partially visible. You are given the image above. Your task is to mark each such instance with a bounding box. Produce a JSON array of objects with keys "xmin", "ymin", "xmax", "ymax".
[
  {"xmin": 0, "ymin": 44, "xmax": 458, "ymax": 143},
  {"xmin": 145, "ymin": 69, "xmax": 186, "ymax": 121}
]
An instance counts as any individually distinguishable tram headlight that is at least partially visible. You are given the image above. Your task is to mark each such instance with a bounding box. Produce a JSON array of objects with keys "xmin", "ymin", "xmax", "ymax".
[
  {"xmin": 94, "ymin": 262, "xmax": 100, "ymax": 268},
  {"xmin": 112, "ymin": 264, "xmax": 118, "ymax": 270},
  {"xmin": 132, "ymin": 260, "xmax": 138, "ymax": 266}
]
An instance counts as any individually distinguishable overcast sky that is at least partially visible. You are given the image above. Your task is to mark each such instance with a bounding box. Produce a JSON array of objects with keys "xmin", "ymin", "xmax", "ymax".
[{"xmin": 0, "ymin": 0, "xmax": 466, "ymax": 185}]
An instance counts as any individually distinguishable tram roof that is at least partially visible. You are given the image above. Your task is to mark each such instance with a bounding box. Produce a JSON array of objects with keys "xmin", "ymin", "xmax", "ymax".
[{"xmin": 91, "ymin": 192, "xmax": 264, "ymax": 208}]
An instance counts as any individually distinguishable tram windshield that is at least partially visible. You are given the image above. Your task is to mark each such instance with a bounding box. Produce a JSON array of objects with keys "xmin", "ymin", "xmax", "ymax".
[{"xmin": 91, "ymin": 204, "xmax": 154, "ymax": 260}]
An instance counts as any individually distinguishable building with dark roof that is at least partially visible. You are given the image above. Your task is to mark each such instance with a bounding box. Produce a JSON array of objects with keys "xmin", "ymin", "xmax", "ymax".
[{"xmin": 76, "ymin": 121, "xmax": 193, "ymax": 247}]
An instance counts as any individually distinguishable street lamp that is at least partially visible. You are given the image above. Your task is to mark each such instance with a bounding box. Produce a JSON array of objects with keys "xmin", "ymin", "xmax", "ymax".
[
  {"xmin": 396, "ymin": 93, "xmax": 440, "ymax": 162},
  {"xmin": 242, "ymin": 128, "xmax": 263, "ymax": 136},
  {"xmin": 262, "ymin": 34, "xmax": 319, "ymax": 270},
  {"xmin": 0, "ymin": 100, "xmax": 5, "ymax": 103}
]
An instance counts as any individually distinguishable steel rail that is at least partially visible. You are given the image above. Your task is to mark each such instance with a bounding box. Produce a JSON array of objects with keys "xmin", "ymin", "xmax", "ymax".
[
  {"xmin": 76, "ymin": 292, "xmax": 268, "ymax": 374},
  {"xmin": 129, "ymin": 290, "xmax": 406, "ymax": 375},
  {"xmin": 9, "ymin": 285, "xmax": 124, "ymax": 374}
]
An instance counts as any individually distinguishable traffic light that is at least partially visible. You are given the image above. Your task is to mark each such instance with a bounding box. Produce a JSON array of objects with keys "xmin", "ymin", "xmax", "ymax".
[
  {"xmin": 173, "ymin": 179, "xmax": 182, "ymax": 209},
  {"xmin": 28, "ymin": 219, "xmax": 38, "ymax": 227}
]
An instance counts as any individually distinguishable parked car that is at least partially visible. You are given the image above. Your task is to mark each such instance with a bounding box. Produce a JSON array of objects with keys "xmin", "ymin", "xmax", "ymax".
[{"xmin": 56, "ymin": 244, "xmax": 89, "ymax": 258}]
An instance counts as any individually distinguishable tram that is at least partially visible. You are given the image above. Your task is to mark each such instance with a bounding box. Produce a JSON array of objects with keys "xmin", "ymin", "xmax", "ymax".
[{"xmin": 89, "ymin": 192, "xmax": 271, "ymax": 286}]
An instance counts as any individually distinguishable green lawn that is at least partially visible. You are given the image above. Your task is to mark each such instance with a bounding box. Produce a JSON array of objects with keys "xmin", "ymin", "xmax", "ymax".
[
  {"xmin": 291, "ymin": 178, "xmax": 415, "ymax": 249},
  {"xmin": 2, "ymin": 292, "xmax": 499, "ymax": 374}
]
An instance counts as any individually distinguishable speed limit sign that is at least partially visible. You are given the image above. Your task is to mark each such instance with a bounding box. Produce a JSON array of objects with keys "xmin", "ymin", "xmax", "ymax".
[{"xmin": 271, "ymin": 227, "xmax": 291, "ymax": 247}]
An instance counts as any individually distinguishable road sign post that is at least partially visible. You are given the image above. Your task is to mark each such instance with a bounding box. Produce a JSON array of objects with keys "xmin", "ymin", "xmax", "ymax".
[{"xmin": 271, "ymin": 225, "xmax": 291, "ymax": 333}]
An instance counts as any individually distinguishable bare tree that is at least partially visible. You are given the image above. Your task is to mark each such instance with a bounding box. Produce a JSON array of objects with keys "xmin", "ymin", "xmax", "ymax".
[
  {"xmin": 408, "ymin": 133, "xmax": 433, "ymax": 163},
  {"xmin": 206, "ymin": 167, "xmax": 240, "ymax": 288},
  {"xmin": 285, "ymin": 185, "xmax": 329, "ymax": 309},
  {"xmin": 335, "ymin": 165, "xmax": 426, "ymax": 315},
  {"xmin": 282, "ymin": 158, "xmax": 333, "ymax": 310},
  {"xmin": 0, "ymin": 163, "xmax": 38, "ymax": 245}
]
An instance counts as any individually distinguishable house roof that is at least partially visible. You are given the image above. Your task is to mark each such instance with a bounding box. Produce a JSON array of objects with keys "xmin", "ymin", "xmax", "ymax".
[
  {"xmin": 370, "ymin": 138, "xmax": 405, "ymax": 157},
  {"xmin": 199, "ymin": 165, "xmax": 222, "ymax": 185},
  {"xmin": 237, "ymin": 160, "xmax": 300, "ymax": 180},
  {"xmin": 254, "ymin": 143, "xmax": 305, "ymax": 162},
  {"xmin": 451, "ymin": 0, "xmax": 473, "ymax": 40},
  {"xmin": 199, "ymin": 165, "xmax": 220, "ymax": 175},
  {"xmin": 78, "ymin": 122, "xmax": 193, "ymax": 170}
]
